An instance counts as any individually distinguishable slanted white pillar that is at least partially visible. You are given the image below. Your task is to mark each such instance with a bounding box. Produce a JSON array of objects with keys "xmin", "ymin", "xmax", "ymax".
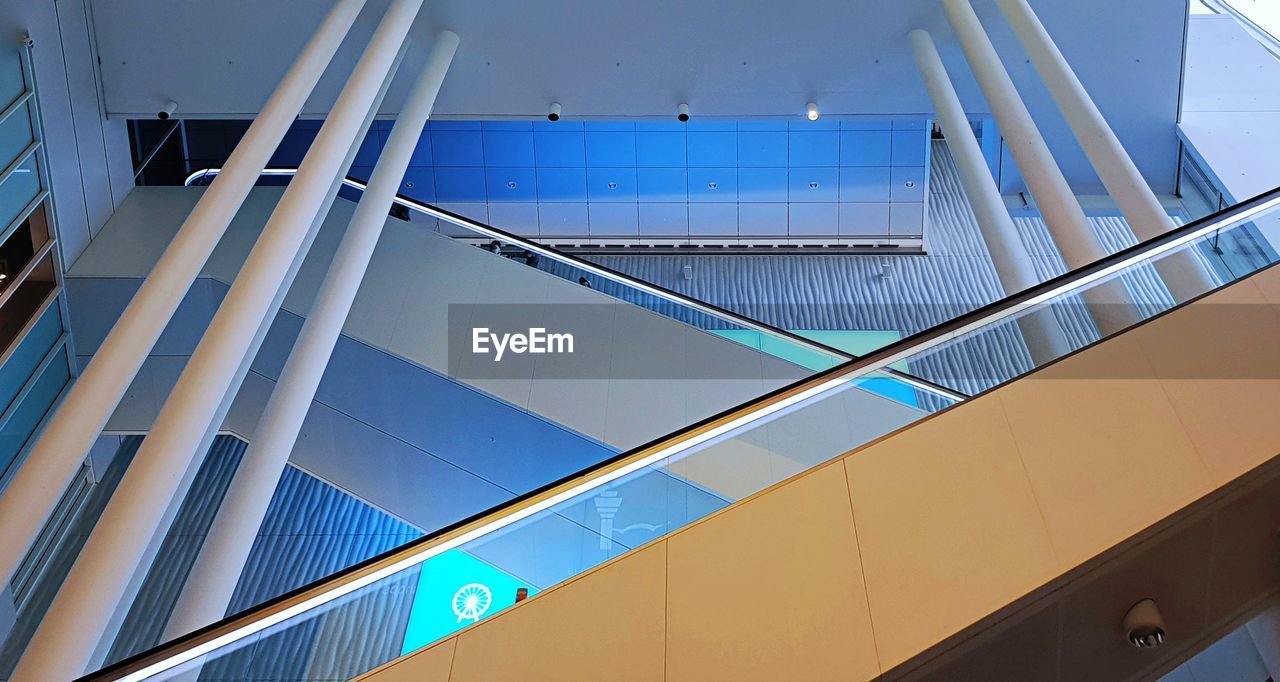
[
  {"xmin": 162, "ymin": 30, "xmax": 460, "ymax": 642},
  {"xmin": 0, "ymin": 0, "xmax": 368, "ymax": 587},
  {"xmin": 9, "ymin": 1, "xmax": 424, "ymax": 679},
  {"xmin": 94, "ymin": 78, "xmax": 402, "ymax": 667},
  {"xmin": 943, "ymin": 0, "xmax": 1140, "ymax": 335},
  {"xmin": 910, "ymin": 28, "xmax": 1069, "ymax": 365},
  {"xmin": 995, "ymin": 0, "xmax": 1217, "ymax": 303}
]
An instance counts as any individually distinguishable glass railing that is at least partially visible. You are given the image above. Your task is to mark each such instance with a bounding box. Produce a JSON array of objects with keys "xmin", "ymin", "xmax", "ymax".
[
  {"xmin": 85, "ymin": 186, "xmax": 1280, "ymax": 682},
  {"xmin": 185, "ymin": 167, "xmax": 966, "ymax": 407}
]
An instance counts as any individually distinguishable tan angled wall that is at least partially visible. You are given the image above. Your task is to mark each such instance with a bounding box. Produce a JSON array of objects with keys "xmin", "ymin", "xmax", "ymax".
[{"xmin": 358, "ymin": 262, "xmax": 1280, "ymax": 682}]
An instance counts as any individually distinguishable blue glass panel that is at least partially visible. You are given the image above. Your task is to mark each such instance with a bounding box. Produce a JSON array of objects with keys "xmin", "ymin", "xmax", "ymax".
[
  {"xmin": 484, "ymin": 167, "xmax": 537, "ymax": 201},
  {"xmin": 840, "ymin": 130, "xmax": 891, "ymax": 167},
  {"xmin": 585, "ymin": 131, "xmax": 636, "ymax": 167},
  {"xmin": 0, "ymin": 345, "xmax": 70, "ymax": 482},
  {"xmin": 533, "ymin": 130, "xmax": 586, "ymax": 167},
  {"xmin": 789, "ymin": 168, "xmax": 839, "ymax": 202},
  {"xmin": 687, "ymin": 168, "xmax": 737, "ymax": 202},
  {"xmin": 481, "ymin": 130, "xmax": 535, "ymax": 166},
  {"xmin": 737, "ymin": 168, "xmax": 787, "ymax": 202},
  {"xmin": 635, "ymin": 168, "xmax": 686, "ymax": 201},
  {"xmin": 788, "ymin": 131, "xmax": 839, "ymax": 166},
  {"xmin": 399, "ymin": 166, "xmax": 435, "ymax": 203},
  {"xmin": 891, "ymin": 130, "xmax": 927, "ymax": 166},
  {"xmin": 635, "ymin": 132, "xmax": 685, "ymax": 167},
  {"xmin": 686, "ymin": 131, "xmax": 735, "ymax": 167},
  {"xmin": 0, "ymin": 298, "xmax": 60, "ymax": 416},
  {"xmin": 839, "ymin": 166, "xmax": 891, "ymax": 202},
  {"xmin": 0, "ymin": 49, "xmax": 24, "ymax": 112},
  {"xmin": 535, "ymin": 168, "xmax": 588, "ymax": 202},
  {"xmin": 586, "ymin": 168, "xmax": 637, "ymax": 202},
  {"xmin": 0, "ymin": 154, "xmax": 40, "ymax": 230},
  {"xmin": 430, "ymin": 130, "xmax": 484, "ymax": 166},
  {"xmin": 891, "ymin": 166, "xmax": 926, "ymax": 202},
  {"xmin": 737, "ymin": 131, "xmax": 787, "ymax": 167},
  {"xmin": 0, "ymin": 102, "xmax": 34, "ymax": 169},
  {"xmin": 433, "ymin": 167, "xmax": 487, "ymax": 202}
]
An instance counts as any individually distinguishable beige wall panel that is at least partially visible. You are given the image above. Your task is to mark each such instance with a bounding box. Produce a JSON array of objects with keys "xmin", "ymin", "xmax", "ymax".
[
  {"xmin": 1129, "ymin": 280, "xmax": 1280, "ymax": 483},
  {"xmin": 844, "ymin": 395, "xmax": 1058, "ymax": 669},
  {"xmin": 354, "ymin": 639, "xmax": 456, "ymax": 682},
  {"xmin": 1246, "ymin": 262, "xmax": 1280, "ymax": 307},
  {"xmin": 449, "ymin": 543, "xmax": 667, "ymax": 682},
  {"xmin": 666, "ymin": 462, "xmax": 879, "ymax": 681},
  {"xmin": 995, "ymin": 330, "xmax": 1212, "ymax": 568}
]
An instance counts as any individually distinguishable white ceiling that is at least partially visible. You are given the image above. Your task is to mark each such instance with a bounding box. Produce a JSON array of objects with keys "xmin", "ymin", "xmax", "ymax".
[{"xmin": 86, "ymin": 0, "xmax": 1189, "ymax": 193}]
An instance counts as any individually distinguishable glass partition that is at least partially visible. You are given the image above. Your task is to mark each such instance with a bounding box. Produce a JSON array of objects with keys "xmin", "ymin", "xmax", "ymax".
[
  {"xmin": 185, "ymin": 168, "xmax": 963, "ymax": 408},
  {"xmin": 88, "ymin": 187, "xmax": 1280, "ymax": 682}
]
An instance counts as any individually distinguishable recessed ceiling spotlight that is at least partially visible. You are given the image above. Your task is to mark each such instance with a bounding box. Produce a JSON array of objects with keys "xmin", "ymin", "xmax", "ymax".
[
  {"xmin": 806, "ymin": 102, "xmax": 819, "ymax": 121},
  {"xmin": 677, "ymin": 103, "xmax": 690, "ymax": 122},
  {"xmin": 547, "ymin": 102, "xmax": 562, "ymax": 122}
]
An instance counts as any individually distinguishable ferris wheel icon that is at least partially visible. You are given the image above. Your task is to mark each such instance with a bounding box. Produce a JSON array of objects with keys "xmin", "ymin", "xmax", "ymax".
[{"xmin": 452, "ymin": 583, "xmax": 492, "ymax": 623}]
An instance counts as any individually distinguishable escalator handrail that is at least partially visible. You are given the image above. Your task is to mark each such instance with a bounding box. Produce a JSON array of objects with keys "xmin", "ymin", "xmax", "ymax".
[
  {"xmin": 89, "ymin": 181, "xmax": 1280, "ymax": 682},
  {"xmin": 184, "ymin": 166, "xmax": 968, "ymax": 403}
]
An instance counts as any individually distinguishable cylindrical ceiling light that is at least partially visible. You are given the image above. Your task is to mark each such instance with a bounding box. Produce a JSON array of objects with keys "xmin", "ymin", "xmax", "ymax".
[
  {"xmin": 677, "ymin": 102, "xmax": 690, "ymax": 122},
  {"xmin": 547, "ymin": 102, "xmax": 562, "ymax": 121},
  {"xmin": 806, "ymin": 102, "xmax": 819, "ymax": 121}
]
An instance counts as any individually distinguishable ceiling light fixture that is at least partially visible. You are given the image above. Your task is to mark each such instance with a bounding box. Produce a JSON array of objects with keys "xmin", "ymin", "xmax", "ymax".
[
  {"xmin": 547, "ymin": 102, "xmax": 561, "ymax": 122},
  {"xmin": 806, "ymin": 102, "xmax": 819, "ymax": 121},
  {"xmin": 677, "ymin": 103, "xmax": 690, "ymax": 122}
]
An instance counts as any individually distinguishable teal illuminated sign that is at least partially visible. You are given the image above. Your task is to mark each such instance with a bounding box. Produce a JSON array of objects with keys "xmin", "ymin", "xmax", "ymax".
[
  {"xmin": 400, "ymin": 549, "xmax": 537, "ymax": 654},
  {"xmin": 712, "ymin": 329, "xmax": 915, "ymax": 406}
]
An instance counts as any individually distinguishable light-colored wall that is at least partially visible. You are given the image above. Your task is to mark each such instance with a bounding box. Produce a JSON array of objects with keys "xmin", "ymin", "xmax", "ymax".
[
  {"xmin": 85, "ymin": 0, "xmax": 1186, "ymax": 194},
  {"xmin": 1178, "ymin": 15, "xmax": 1280, "ymax": 204},
  {"xmin": 359, "ymin": 261, "xmax": 1280, "ymax": 682},
  {"xmin": 0, "ymin": 0, "xmax": 133, "ymax": 267}
]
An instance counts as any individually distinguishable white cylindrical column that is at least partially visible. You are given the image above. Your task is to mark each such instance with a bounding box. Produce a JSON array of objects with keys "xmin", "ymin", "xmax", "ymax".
[
  {"xmin": 99, "ymin": 69, "xmax": 402, "ymax": 662},
  {"xmin": 9, "ymin": 1, "xmax": 423, "ymax": 679},
  {"xmin": 942, "ymin": 0, "xmax": 1139, "ymax": 334},
  {"xmin": 995, "ymin": 0, "xmax": 1217, "ymax": 303},
  {"xmin": 163, "ymin": 30, "xmax": 460, "ymax": 641},
  {"xmin": 909, "ymin": 28, "xmax": 1069, "ymax": 365},
  {"xmin": 0, "ymin": 0, "xmax": 368, "ymax": 586}
]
